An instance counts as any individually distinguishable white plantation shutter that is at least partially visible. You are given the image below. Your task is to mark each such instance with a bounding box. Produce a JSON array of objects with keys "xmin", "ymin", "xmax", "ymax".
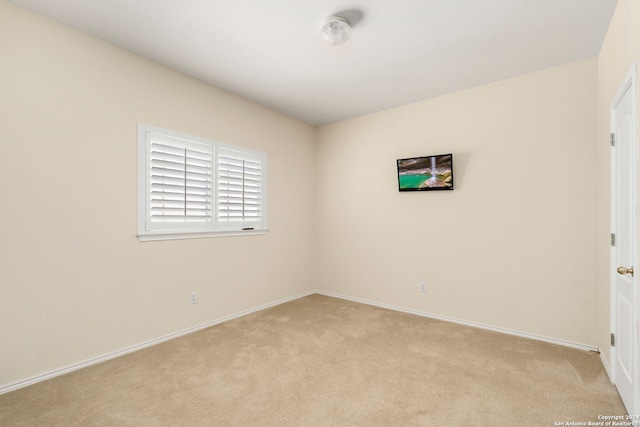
[
  {"xmin": 138, "ymin": 124, "xmax": 267, "ymax": 241},
  {"xmin": 146, "ymin": 133, "xmax": 213, "ymax": 230},
  {"xmin": 217, "ymin": 148, "xmax": 265, "ymax": 227}
]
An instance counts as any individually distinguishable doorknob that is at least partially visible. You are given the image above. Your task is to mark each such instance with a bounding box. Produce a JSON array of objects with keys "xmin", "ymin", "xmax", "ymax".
[{"xmin": 617, "ymin": 266, "xmax": 634, "ymax": 277}]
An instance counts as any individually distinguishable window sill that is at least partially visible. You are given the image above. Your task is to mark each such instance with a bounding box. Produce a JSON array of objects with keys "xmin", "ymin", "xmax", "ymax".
[{"xmin": 137, "ymin": 228, "xmax": 268, "ymax": 242}]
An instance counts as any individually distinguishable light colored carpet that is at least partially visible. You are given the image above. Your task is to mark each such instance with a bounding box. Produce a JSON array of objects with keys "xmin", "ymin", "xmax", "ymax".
[{"xmin": 0, "ymin": 294, "xmax": 626, "ymax": 426}]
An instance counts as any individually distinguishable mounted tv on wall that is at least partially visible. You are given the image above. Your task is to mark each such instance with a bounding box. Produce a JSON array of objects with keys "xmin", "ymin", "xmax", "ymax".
[{"xmin": 397, "ymin": 153, "xmax": 454, "ymax": 191}]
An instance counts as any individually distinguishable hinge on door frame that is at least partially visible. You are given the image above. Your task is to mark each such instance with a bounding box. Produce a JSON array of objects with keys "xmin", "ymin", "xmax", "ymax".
[
  {"xmin": 611, "ymin": 333, "xmax": 615, "ymax": 347},
  {"xmin": 611, "ymin": 132, "xmax": 616, "ymax": 146},
  {"xmin": 611, "ymin": 233, "xmax": 616, "ymax": 247}
]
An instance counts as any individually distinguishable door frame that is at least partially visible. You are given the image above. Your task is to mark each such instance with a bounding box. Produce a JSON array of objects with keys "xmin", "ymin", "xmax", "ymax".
[{"xmin": 610, "ymin": 62, "xmax": 639, "ymax": 415}]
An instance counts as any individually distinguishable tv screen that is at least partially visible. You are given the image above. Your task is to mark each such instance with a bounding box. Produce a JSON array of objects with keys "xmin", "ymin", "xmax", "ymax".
[{"xmin": 397, "ymin": 153, "xmax": 453, "ymax": 191}]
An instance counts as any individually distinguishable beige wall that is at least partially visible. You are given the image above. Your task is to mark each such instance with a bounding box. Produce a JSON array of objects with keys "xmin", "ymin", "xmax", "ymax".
[
  {"xmin": 0, "ymin": 1, "xmax": 315, "ymax": 388},
  {"xmin": 597, "ymin": 0, "xmax": 640, "ymax": 368},
  {"xmin": 315, "ymin": 59, "xmax": 599, "ymax": 346}
]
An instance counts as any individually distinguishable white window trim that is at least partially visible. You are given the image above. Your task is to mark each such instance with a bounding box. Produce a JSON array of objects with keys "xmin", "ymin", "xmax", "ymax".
[{"xmin": 137, "ymin": 124, "xmax": 268, "ymax": 241}]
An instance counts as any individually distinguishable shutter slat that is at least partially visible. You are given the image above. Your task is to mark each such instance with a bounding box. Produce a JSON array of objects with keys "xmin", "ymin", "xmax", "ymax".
[
  {"xmin": 151, "ymin": 159, "xmax": 185, "ymax": 171},
  {"xmin": 151, "ymin": 183, "xmax": 211, "ymax": 193},
  {"xmin": 186, "ymin": 155, "xmax": 211, "ymax": 164},
  {"xmin": 151, "ymin": 176, "xmax": 185, "ymax": 186},
  {"xmin": 151, "ymin": 200, "xmax": 184, "ymax": 208},
  {"xmin": 218, "ymin": 174, "xmax": 243, "ymax": 180},
  {"xmin": 151, "ymin": 143, "xmax": 185, "ymax": 156},
  {"xmin": 151, "ymin": 193, "xmax": 185, "ymax": 200},
  {"xmin": 151, "ymin": 168, "xmax": 183, "ymax": 179},
  {"xmin": 186, "ymin": 164, "xmax": 210, "ymax": 175},
  {"xmin": 186, "ymin": 171, "xmax": 210, "ymax": 179}
]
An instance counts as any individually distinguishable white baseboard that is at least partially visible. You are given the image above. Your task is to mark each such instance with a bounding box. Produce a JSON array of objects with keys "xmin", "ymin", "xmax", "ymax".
[
  {"xmin": 600, "ymin": 352, "xmax": 613, "ymax": 381},
  {"xmin": 315, "ymin": 290, "xmax": 600, "ymax": 353},
  {"xmin": 0, "ymin": 290, "xmax": 315, "ymax": 395},
  {"xmin": 1, "ymin": 289, "xmax": 603, "ymax": 395}
]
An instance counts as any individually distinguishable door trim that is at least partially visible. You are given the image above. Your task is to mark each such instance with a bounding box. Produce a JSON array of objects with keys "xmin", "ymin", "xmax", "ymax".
[{"xmin": 610, "ymin": 62, "xmax": 639, "ymax": 415}]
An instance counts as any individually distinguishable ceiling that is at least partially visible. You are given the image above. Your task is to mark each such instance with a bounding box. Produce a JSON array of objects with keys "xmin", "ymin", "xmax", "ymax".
[{"xmin": 9, "ymin": 0, "xmax": 617, "ymax": 126}]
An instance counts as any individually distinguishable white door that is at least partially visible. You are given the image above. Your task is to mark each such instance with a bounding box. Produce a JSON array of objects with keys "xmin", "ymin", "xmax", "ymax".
[{"xmin": 612, "ymin": 72, "xmax": 638, "ymax": 415}]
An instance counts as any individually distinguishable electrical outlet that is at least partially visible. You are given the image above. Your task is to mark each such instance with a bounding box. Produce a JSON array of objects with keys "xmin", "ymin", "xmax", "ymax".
[
  {"xmin": 190, "ymin": 292, "xmax": 197, "ymax": 304},
  {"xmin": 420, "ymin": 282, "xmax": 427, "ymax": 293}
]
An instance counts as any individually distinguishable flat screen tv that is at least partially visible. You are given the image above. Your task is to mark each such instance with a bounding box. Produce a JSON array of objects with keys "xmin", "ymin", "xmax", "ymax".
[{"xmin": 397, "ymin": 153, "xmax": 453, "ymax": 191}]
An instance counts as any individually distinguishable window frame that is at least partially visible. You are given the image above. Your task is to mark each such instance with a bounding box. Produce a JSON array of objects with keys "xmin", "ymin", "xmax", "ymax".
[{"xmin": 137, "ymin": 124, "xmax": 267, "ymax": 241}]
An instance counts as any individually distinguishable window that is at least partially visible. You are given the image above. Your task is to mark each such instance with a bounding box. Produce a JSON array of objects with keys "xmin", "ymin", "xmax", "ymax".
[{"xmin": 138, "ymin": 124, "xmax": 267, "ymax": 241}]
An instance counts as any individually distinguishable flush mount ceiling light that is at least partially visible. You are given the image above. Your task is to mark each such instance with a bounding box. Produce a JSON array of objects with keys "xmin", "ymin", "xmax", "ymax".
[{"xmin": 321, "ymin": 16, "xmax": 352, "ymax": 46}]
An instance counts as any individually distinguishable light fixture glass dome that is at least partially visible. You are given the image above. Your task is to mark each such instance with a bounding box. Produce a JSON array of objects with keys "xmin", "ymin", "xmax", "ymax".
[{"xmin": 321, "ymin": 16, "xmax": 352, "ymax": 46}]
